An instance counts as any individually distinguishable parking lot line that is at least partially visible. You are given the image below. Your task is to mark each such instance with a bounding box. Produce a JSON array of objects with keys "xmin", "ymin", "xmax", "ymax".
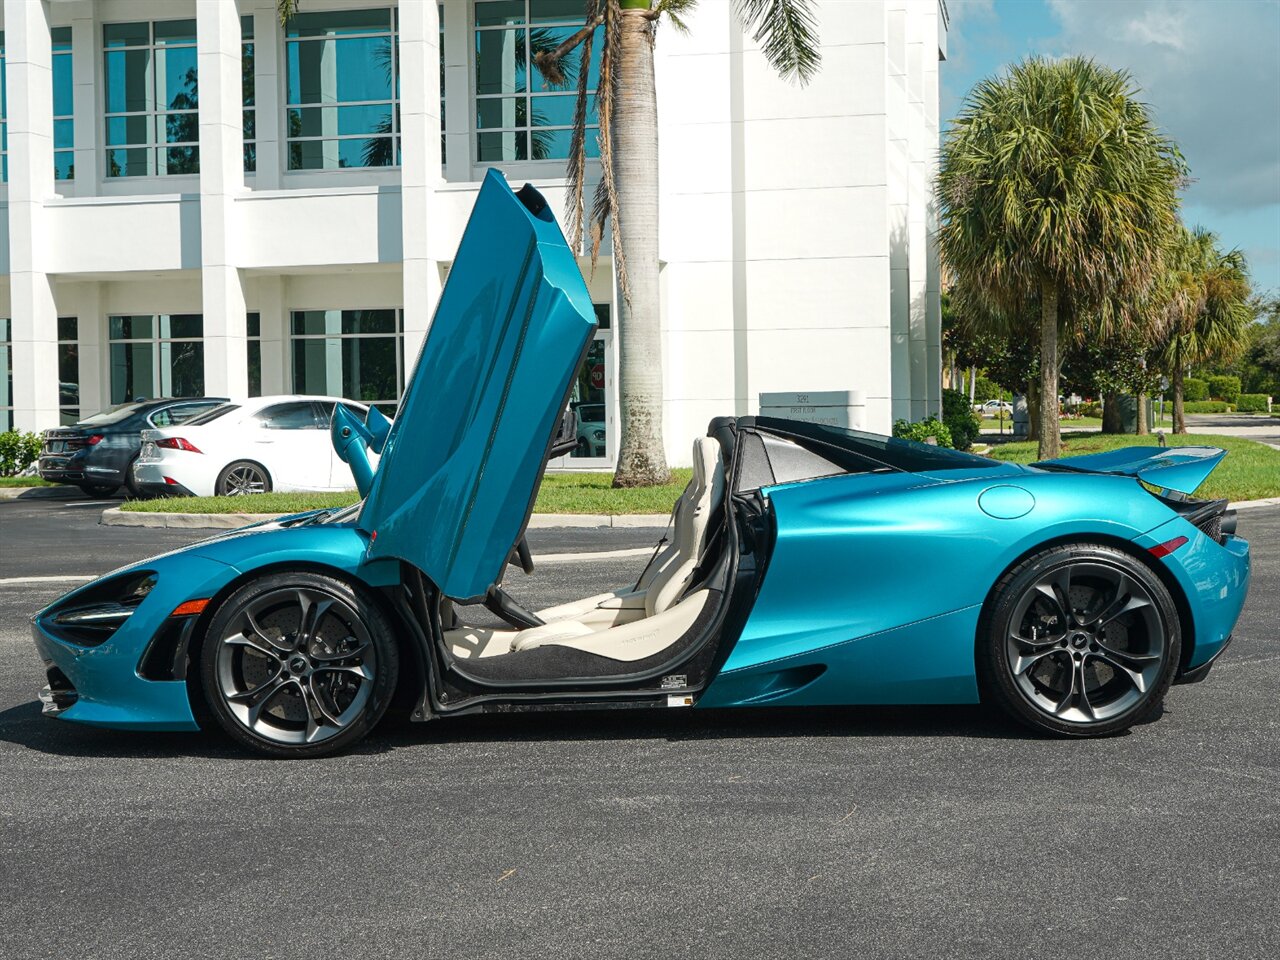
[{"xmin": 0, "ymin": 575, "xmax": 96, "ymax": 585}]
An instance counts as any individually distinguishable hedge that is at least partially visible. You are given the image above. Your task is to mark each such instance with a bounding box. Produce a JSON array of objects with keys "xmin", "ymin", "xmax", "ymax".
[
  {"xmin": 1236, "ymin": 394, "xmax": 1272, "ymax": 414},
  {"xmin": 0, "ymin": 430, "xmax": 43, "ymax": 475},
  {"xmin": 893, "ymin": 417, "xmax": 954, "ymax": 449},
  {"xmin": 1208, "ymin": 375, "xmax": 1242, "ymax": 404},
  {"xmin": 1183, "ymin": 378, "xmax": 1209, "ymax": 402},
  {"xmin": 1182, "ymin": 401, "xmax": 1233, "ymax": 414}
]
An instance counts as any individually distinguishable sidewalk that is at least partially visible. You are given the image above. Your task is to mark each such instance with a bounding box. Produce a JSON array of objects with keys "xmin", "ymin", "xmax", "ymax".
[{"xmin": 98, "ymin": 507, "xmax": 672, "ymax": 530}]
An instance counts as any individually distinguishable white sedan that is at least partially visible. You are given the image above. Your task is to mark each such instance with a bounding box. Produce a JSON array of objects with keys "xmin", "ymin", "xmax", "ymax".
[{"xmin": 133, "ymin": 395, "xmax": 372, "ymax": 497}]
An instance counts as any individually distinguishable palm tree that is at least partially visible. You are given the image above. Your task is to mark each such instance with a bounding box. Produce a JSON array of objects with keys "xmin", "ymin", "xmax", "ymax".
[
  {"xmin": 1160, "ymin": 226, "xmax": 1252, "ymax": 433},
  {"xmin": 532, "ymin": 0, "xmax": 821, "ymax": 486},
  {"xmin": 937, "ymin": 57, "xmax": 1185, "ymax": 460}
]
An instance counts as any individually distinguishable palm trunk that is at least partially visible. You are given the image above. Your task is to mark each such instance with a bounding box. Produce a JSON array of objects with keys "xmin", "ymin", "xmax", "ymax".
[
  {"xmin": 1101, "ymin": 391, "xmax": 1123, "ymax": 433},
  {"xmin": 1172, "ymin": 342, "xmax": 1187, "ymax": 434},
  {"xmin": 1026, "ymin": 381, "xmax": 1040, "ymax": 442},
  {"xmin": 611, "ymin": 6, "xmax": 669, "ymax": 487},
  {"xmin": 1037, "ymin": 283, "xmax": 1062, "ymax": 459},
  {"xmin": 1135, "ymin": 391, "xmax": 1149, "ymax": 435}
]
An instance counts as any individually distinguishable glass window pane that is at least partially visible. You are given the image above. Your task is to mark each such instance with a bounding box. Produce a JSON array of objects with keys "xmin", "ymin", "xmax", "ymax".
[
  {"xmin": 528, "ymin": 93, "xmax": 578, "ymax": 127},
  {"xmin": 246, "ymin": 313, "xmax": 261, "ymax": 338},
  {"xmin": 243, "ymin": 110, "xmax": 256, "ymax": 140},
  {"xmin": 110, "ymin": 341, "xmax": 156, "ymax": 404},
  {"xmin": 256, "ymin": 401, "xmax": 320, "ymax": 429},
  {"xmin": 162, "ymin": 145, "xmax": 199, "ymax": 175},
  {"xmin": 53, "ymin": 119, "xmax": 74, "ymax": 149},
  {"xmin": 53, "ymin": 54, "xmax": 74, "ymax": 115},
  {"xmin": 153, "ymin": 19, "xmax": 197, "ymax": 45},
  {"xmin": 247, "ymin": 341, "xmax": 262, "ymax": 397},
  {"xmin": 241, "ymin": 15, "xmax": 255, "ymax": 41},
  {"xmin": 475, "ymin": 1, "xmax": 526, "ymax": 27},
  {"xmin": 342, "ymin": 309, "xmax": 397, "ymax": 335},
  {"xmin": 244, "ymin": 143, "xmax": 257, "ymax": 172},
  {"xmin": 157, "ymin": 45, "xmax": 198, "ymax": 110},
  {"xmin": 287, "ymin": 8, "xmax": 392, "ymax": 38},
  {"xmin": 292, "ymin": 338, "xmax": 339, "ymax": 395},
  {"xmin": 291, "ymin": 310, "xmax": 338, "ymax": 336},
  {"xmin": 530, "ymin": 126, "xmax": 581, "ymax": 161},
  {"xmin": 54, "ymin": 151, "xmax": 75, "ymax": 180},
  {"xmin": 158, "ymin": 314, "xmax": 203, "ymax": 339},
  {"xmin": 342, "ymin": 337, "xmax": 398, "ymax": 403},
  {"xmin": 106, "ymin": 114, "xmax": 151, "ymax": 146},
  {"xmin": 110, "ymin": 316, "xmax": 155, "ymax": 340},
  {"xmin": 242, "ymin": 42, "xmax": 255, "ymax": 105},
  {"xmin": 529, "ymin": 26, "xmax": 587, "ymax": 91},
  {"xmin": 477, "ymin": 130, "xmax": 528, "ymax": 162},
  {"xmin": 57, "ymin": 317, "xmax": 78, "ymax": 341},
  {"xmin": 286, "ymin": 35, "xmax": 394, "ymax": 104},
  {"xmin": 161, "ymin": 112, "xmax": 198, "ymax": 144},
  {"xmin": 476, "ymin": 97, "xmax": 525, "ymax": 129},
  {"xmin": 288, "ymin": 136, "xmax": 394, "ymax": 170},
  {"xmin": 475, "ymin": 29, "xmax": 527, "ymax": 95},
  {"xmin": 59, "ymin": 343, "xmax": 79, "ymax": 406},
  {"xmin": 104, "ymin": 49, "xmax": 151, "ymax": 113},
  {"xmin": 52, "ymin": 27, "xmax": 73, "ymax": 50},
  {"xmin": 104, "ymin": 22, "xmax": 151, "ymax": 48},
  {"xmin": 157, "ymin": 340, "xmax": 204, "ymax": 397},
  {"xmin": 288, "ymin": 103, "xmax": 394, "ymax": 138},
  {"xmin": 529, "ymin": 0, "xmax": 592, "ymax": 24}
]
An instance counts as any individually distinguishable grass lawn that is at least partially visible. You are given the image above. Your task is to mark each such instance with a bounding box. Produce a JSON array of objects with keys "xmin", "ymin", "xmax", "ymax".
[
  {"xmin": 118, "ymin": 469, "xmax": 694, "ymax": 516},
  {"xmin": 987, "ymin": 432, "xmax": 1280, "ymax": 502},
  {"xmin": 0, "ymin": 476, "xmax": 54, "ymax": 488}
]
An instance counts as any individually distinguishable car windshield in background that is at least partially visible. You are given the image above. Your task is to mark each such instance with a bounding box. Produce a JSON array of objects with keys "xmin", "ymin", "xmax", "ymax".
[
  {"xmin": 184, "ymin": 403, "xmax": 241, "ymax": 426},
  {"xmin": 577, "ymin": 405, "xmax": 605, "ymax": 423},
  {"xmin": 76, "ymin": 402, "xmax": 148, "ymax": 427}
]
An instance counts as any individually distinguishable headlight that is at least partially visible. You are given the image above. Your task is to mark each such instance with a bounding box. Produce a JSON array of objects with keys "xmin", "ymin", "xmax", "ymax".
[
  {"xmin": 593, "ymin": 429, "xmax": 606, "ymax": 441},
  {"xmin": 43, "ymin": 571, "xmax": 157, "ymax": 647}
]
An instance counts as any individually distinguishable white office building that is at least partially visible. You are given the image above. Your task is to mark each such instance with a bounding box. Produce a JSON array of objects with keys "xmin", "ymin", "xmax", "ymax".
[{"xmin": 0, "ymin": 0, "xmax": 946, "ymax": 467}]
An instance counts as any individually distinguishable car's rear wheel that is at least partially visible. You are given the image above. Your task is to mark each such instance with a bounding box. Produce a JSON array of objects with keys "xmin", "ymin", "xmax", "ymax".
[
  {"xmin": 124, "ymin": 456, "xmax": 144, "ymax": 499},
  {"xmin": 978, "ymin": 543, "xmax": 1180, "ymax": 737},
  {"xmin": 216, "ymin": 460, "xmax": 271, "ymax": 496},
  {"xmin": 78, "ymin": 482, "xmax": 119, "ymax": 498},
  {"xmin": 199, "ymin": 571, "xmax": 399, "ymax": 758}
]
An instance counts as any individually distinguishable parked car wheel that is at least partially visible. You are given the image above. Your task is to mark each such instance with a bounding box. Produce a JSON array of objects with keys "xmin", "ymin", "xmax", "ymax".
[
  {"xmin": 199, "ymin": 571, "xmax": 399, "ymax": 758},
  {"xmin": 216, "ymin": 460, "xmax": 272, "ymax": 496},
  {"xmin": 124, "ymin": 456, "xmax": 144, "ymax": 499},
  {"xmin": 77, "ymin": 482, "xmax": 119, "ymax": 498},
  {"xmin": 978, "ymin": 543, "xmax": 1180, "ymax": 737}
]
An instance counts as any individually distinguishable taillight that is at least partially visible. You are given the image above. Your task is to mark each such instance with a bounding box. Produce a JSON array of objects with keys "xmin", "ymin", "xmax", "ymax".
[
  {"xmin": 156, "ymin": 437, "xmax": 202, "ymax": 453},
  {"xmin": 1149, "ymin": 536, "xmax": 1189, "ymax": 559},
  {"xmin": 86, "ymin": 434, "xmax": 104, "ymax": 445}
]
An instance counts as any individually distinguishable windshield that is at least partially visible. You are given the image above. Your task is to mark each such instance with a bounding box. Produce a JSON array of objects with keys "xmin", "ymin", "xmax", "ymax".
[
  {"xmin": 318, "ymin": 502, "xmax": 363, "ymax": 524},
  {"xmin": 77, "ymin": 402, "xmax": 148, "ymax": 426},
  {"xmin": 184, "ymin": 403, "xmax": 242, "ymax": 426},
  {"xmin": 577, "ymin": 404, "xmax": 605, "ymax": 423}
]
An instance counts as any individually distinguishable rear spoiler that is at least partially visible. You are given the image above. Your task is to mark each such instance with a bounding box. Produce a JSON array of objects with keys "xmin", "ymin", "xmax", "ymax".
[{"xmin": 1033, "ymin": 445, "xmax": 1226, "ymax": 497}]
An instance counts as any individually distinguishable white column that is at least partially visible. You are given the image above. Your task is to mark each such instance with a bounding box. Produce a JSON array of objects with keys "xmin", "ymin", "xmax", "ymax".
[
  {"xmin": 67, "ymin": 0, "xmax": 98, "ymax": 198},
  {"xmin": 886, "ymin": 1, "xmax": 912, "ymax": 424},
  {"xmin": 4, "ymin": 0, "xmax": 61, "ymax": 430},
  {"xmin": 905, "ymin": 1, "xmax": 929, "ymax": 422},
  {"xmin": 922, "ymin": 1, "xmax": 943, "ymax": 417},
  {"xmin": 251, "ymin": 1, "xmax": 282, "ymax": 189},
  {"xmin": 257, "ymin": 276, "xmax": 287, "ymax": 393},
  {"xmin": 197, "ymin": 0, "xmax": 249, "ymax": 399},
  {"xmin": 399, "ymin": 1, "xmax": 444, "ymax": 367},
  {"xmin": 441, "ymin": 0, "xmax": 471, "ymax": 177}
]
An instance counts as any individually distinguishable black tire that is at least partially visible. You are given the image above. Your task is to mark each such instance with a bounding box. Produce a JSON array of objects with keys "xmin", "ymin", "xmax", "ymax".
[
  {"xmin": 124, "ymin": 456, "xmax": 144, "ymax": 499},
  {"xmin": 216, "ymin": 460, "xmax": 272, "ymax": 496},
  {"xmin": 78, "ymin": 482, "xmax": 119, "ymax": 498},
  {"xmin": 977, "ymin": 542, "xmax": 1181, "ymax": 738},
  {"xmin": 198, "ymin": 570, "xmax": 399, "ymax": 758}
]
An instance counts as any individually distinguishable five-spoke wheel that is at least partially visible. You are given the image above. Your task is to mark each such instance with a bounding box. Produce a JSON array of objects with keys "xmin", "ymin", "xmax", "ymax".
[
  {"xmin": 216, "ymin": 460, "xmax": 271, "ymax": 496},
  {"xmin": 199, "ymin": 571, "xmax": 398, "ymax": 757},
  {"xmin": 980, "ymin": 543, "xmax": 1180, "ymax": 737}
]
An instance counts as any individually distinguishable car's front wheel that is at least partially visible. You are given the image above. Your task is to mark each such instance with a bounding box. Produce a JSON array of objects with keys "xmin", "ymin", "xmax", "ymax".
[
  {"xmin": 978, "ymin": 543, "xmax": 1181, "ymax": 737},
  {"xmin": 216, "ymin": 460, "xmax": 271, "ymax": 496},
  {"xmin": 199, "ymin": 571, "xmax": 399, "ymax": 758}
]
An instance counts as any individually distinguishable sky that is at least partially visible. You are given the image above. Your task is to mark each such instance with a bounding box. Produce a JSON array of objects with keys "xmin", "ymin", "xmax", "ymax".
[{"xmin": 942, "ymin": 0, "xmax": 1280, "ymax": 297}]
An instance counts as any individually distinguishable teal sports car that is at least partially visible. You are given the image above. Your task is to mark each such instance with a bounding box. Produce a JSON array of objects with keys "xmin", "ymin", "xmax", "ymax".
[{"xmin": 31, "ymin": 172, "xmax": 1252, "ymax": 757}]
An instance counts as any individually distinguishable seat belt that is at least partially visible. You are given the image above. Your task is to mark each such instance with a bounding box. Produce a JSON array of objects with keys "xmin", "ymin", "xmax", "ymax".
[{"xmin": 632, "ymin": 508, "xmax": 676, "ymax": 591}]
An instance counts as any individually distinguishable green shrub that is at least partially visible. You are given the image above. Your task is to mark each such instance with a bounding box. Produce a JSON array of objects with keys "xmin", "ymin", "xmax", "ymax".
[
  {"xmin": 1182, "ymin": 378, "xmax": 1209, "ymax": 402},
  {"xmin": 0, "ymin": 430, "xmax": 43, "ymax": 476},
  {"xmin": 972, "ymin": 375, "xmax": 1002, "ymax": 403},
  {"xmin": 1207, "ymin": 375, "xmax": 1241, "ymax": 404},
  {"xmin": 1078, "ymin": 400, "xmax": 1103, "ymax": 418},
  {"xmin": 941, "ymin": 388, "xmax": 981, "ymax": 450},
  {"xmin": 1236, "ymin": 394, "xmax": 1272, "ymax": 413},
  {"xmin": 1182, "ymin": 400, "xmax": 1232, "ymax": 414},
  {"xmin": 893, "ymin": 417, "xmax": 954, "ymax": 449}
]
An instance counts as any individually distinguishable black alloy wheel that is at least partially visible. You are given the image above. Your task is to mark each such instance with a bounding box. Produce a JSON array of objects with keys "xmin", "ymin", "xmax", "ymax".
[
  {"xmin": 978, "ymin": 543, "xmax": 1181, "ymax": 737},
  {"xmin": 199, "ymin": 571, "xmax": 399, "ymax": 758}
]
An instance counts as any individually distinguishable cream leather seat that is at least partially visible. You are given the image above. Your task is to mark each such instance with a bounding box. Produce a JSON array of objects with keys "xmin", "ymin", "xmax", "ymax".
[{"xmin": 445, "ymin": 436, "xmax": 725, "ymax": 662}]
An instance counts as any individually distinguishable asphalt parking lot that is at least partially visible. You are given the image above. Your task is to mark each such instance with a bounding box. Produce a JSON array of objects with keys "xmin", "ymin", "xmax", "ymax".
[{"xmin": 1, "ymin": 494, "xmax": 1278, "ymax": 959}]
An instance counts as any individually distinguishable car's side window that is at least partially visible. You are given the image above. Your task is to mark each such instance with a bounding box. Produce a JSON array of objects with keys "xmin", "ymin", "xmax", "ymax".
[
  {"xmin": 154, "ymin": 402, "xmax": 219, "ymax": 427},
  {"xmin": 255, "ymin": 402, "xmax": 322, "ymax": 430}
]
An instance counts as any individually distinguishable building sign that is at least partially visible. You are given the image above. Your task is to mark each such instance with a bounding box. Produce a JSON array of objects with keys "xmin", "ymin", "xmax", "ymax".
[{"xmin": 758, "ymin": 390, "xmax": 866, "ymax": 429}]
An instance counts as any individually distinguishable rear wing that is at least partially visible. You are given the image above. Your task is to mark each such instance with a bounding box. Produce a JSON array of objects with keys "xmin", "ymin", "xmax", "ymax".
[{"xmin": 1034, "ymin": 445, "xmax": 1226, "ymax": 496}]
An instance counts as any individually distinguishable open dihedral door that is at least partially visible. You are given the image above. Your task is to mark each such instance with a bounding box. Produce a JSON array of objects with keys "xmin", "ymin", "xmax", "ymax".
[{"xmin": 355, "ymin": 170, "xmax": 597, "ymax": 602}]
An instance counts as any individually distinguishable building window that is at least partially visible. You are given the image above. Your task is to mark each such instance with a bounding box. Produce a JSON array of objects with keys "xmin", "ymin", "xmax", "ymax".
[
  {"xmin": 0, "ymin": 319, "xmax": 12, "ymax": 432},
  {"xmin": 58, "ymin": 317, "xmax": 80, "ymax": 425},
  {"xmin": 290, "ymin": 309, "xmax": 403, "ymax": 415},
  {"xmin": 285, "ymin": 8, "xmax": 399, "ymax": 170},
  {"xmin": 53, "ymin": 27, "xmax": 73, "ymax": 180},
  {"xmin": 242, "ymin": 16, "xmax": 256, "ymax": 173},
  {"xmin": 247, "ymin": 312, "xmax": 262, "ymax": 397},
  {"xmin": 473, "ymin": 0, "xmax": 602, "ymax": 163},
  {"xmin": 108, "ymin": 315, "xmax": 204, "ymax": 404},
  {"xmin": 103, "ymin": 19, "xmax": 199, "ymax": 178}
]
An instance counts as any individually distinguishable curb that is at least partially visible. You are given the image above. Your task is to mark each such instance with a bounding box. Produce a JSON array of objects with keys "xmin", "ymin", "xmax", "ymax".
[
  {"xmin": 102, "ymin": 507, "xmax": 671, "ymax": 530},
  {"xmin": 1231, "ymin": 497, "xmax": 1280, "ymax": 511},
  {"xmin": 0, "ymin": 486, "xmax": 81, "ymax": 501}
]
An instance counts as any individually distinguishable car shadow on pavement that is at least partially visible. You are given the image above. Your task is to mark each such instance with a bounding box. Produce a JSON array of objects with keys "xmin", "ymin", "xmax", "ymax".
[{"xmin": 0, "ymin": 697, "xmax": 1072, "ymax": 760}]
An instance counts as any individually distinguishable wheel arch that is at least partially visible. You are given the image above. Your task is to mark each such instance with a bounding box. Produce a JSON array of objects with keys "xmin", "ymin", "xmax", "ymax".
[
  {"xmin": 183, "ymin": 559, "xmax": 426, "ymax": 725},
  {"xmin": 973, "ymin": 531, "xmax": 1197, "ymax": 681},
  {"xmin": 216, "ymin": 458, "xmax": 273, "ymax": 494}
]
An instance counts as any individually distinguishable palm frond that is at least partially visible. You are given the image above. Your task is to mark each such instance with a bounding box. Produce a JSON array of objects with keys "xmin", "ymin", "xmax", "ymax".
[
  {"xmin": 593, "ymin": 0, "xmax": 628, "ymax": 301},
  {"xmin": 564, "ymin": 1, "xmax": 604, "ymax": 252},
  {"xmin": 732, "ymin": 0, "xmax": 822, "ymax": 84},
  {"xmin": 654, "ymin": 0, "xmax": 698, "ymax": 34},
  {"xmin": 277, "ymin": 0, "xmax": 298, "ymax": 29}
]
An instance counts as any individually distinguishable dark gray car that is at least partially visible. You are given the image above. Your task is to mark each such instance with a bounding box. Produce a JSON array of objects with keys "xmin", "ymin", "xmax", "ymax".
[{"xmin": 39, "ymin": 397, "xmax": 228, "ymax": 498}]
